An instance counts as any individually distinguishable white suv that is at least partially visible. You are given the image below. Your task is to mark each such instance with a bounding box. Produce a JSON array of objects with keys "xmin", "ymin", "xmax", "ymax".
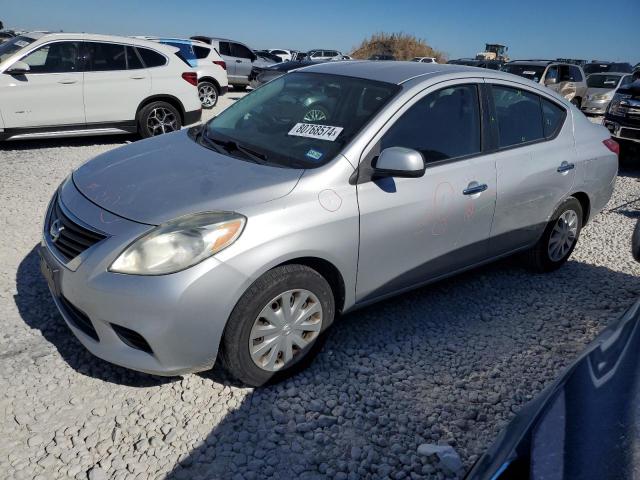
[
  {"xmin": 141, "ymin": 37, "xmax": 228, "ymax": 108},
  {"xmin": 0, "ymin": 32, "xmax": 202, "ymax": 141}
]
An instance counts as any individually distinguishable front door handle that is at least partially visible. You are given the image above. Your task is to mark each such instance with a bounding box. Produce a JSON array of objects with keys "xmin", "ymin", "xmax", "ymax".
[
  {"xmin": 557, "ymin": 161, "xmax": 575, "ymax": 173},
  {"xmin": 463, "ymin": 182, "xmax": 488, "ymax": 195},
  {"xmin": 236, "ymin": 59, "xmax": 242, "ymax": 63},
  {"xmin": 57, "ymin": 80, "xmax": 77, "ymax": 84},
  {"xmin": 129, "ymin": 76, "xmax": 147, "ymax": 80}
]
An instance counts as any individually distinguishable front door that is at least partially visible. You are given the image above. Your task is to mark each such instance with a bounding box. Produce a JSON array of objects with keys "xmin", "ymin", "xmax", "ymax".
[
  {"xmin": 486, "ymin": 81, "xmax": 576, "ymax": 255},
  {"xmin": 1, "ymin": 41, "xmax": 84, "ymax": 128},
  {"xmin": 356, "ymin": 81, "xmax": 497, "ymax": 303}
]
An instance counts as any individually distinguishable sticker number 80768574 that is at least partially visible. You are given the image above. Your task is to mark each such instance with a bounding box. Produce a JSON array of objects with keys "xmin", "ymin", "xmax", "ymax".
[{"xmin": 288, "ymin": 123, "xmax": 344, "ymax": 142}]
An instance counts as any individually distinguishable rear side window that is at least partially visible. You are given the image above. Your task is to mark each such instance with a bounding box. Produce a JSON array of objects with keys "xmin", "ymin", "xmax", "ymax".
[
  {"xmin": 125, "ymin": 46, "xmax": 143, "ymax": 69},
  {"xmin": 83, "ymin": 42, "xmax": 126, "ymax": 71},
  {"xmin": 218, "ymin": 42, "xmax": 231, "ymax": 56},
  {"xmin": 491, "ymin": 85, "xmax": 544, "ymax": 147},
  {"xmin": 193, "ymin": 45, "xmax": 210, "ymax": 59},
  {"xmin": 381, "ymin": 84, "xmax": 481, "ymax": 164},
  {"xmin": 569, "ymin": 66, "xmax": 583, "ymax": 82},
  {"xmin": 541, "ymin": 99, "xmax": 566, "ymax": 138},
  {"xmin": 137, "ymin": 47, "xmax": 167, "ymax": 67}
]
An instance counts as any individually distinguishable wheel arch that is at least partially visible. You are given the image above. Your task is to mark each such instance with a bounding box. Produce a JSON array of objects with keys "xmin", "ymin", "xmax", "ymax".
[
  {"xmin": 570, "ymin": 191, "xmax": 591, "ymax": 226},
  {"xmin": 136, "ymin": 94, "xmax": 187, "ymax": 125},
  {"xmin": 276, "ymin": 256, "xmax": 347, "ymax": 315},
  {"xmin": 198, "ymin": 76, "xmax": 221, "ymax": 91}
]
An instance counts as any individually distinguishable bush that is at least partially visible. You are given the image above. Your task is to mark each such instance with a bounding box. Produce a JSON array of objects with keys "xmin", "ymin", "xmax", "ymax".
[{"xmin": 351, "ymin": 32, "xmax": 447, "ymax": 62}]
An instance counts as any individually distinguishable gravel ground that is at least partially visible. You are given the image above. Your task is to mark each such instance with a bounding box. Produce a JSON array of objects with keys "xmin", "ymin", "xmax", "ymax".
[{"xmin": 1, "ymin": 97, "xmax": 640, "ymax": 480}]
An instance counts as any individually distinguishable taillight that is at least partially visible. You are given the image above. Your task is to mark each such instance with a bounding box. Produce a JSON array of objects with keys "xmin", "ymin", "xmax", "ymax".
[
  {"xmin": 603, "ymin": 138, "xmax": 620, "ymax": 156},
  {"xmin": 181, "ymin": 72, "xmax": 198, "ymax": 86},
  {"xmin": 213, "ymin": 60, "xmax": 226, "ymax": 70}
]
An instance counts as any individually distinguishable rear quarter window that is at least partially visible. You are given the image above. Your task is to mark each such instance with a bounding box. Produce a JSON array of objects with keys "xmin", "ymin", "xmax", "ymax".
[
  {"xmin": 137, "ymin": 47, "xmax": 167, "ymax": 68},
  {"xmin": 541, "ymin": 99, "xmax": 566, "ymax": 138},
  {"xmin": 193, "ymin": 45, "xmax": 210, "ymax": 59}
]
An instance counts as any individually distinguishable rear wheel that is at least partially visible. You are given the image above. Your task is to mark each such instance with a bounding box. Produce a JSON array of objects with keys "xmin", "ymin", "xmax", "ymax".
[
  {"xmin": 220, "ymin": 264, "xmax": 335, "ymax": 386},
  {"xmin": 137, "ymin": 101, "xmax": 181, "ymax": 138},
  {"xmin": 525, "ymin": 197, "xmax": 583, "ymax": 272},
  {"xmin": 233, "ymin": 84, "xmax": 248, "ymax": 91},
  {"xmin": 198, "ymin": 81, "xmax": 219, "ymax": 108}
]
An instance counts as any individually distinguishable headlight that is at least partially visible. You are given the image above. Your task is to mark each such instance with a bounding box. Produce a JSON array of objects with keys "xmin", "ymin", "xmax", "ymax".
[
  {"xmin": 110, "ymin": 212, "xmax": 246, "ymax": 275},
  {"xmin": 608, "ymin": 93, "xmax": 631, "ymax": 116},
  {"xmin": 592, "ymin": 93, "xmax": 613, "ymax": 101}
]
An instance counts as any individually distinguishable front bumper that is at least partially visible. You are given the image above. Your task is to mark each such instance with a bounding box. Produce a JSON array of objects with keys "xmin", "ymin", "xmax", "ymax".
[
  {"xmin": 604, "ymin": 119, "xmax": 640, "ymax": 144},
  {"xmin": 581, "ymin": 99, "xmax": 609, "ymax": 116},
  {"xmin": 40, "ymin": 179, "xmax": 249, "ymax": 376}
]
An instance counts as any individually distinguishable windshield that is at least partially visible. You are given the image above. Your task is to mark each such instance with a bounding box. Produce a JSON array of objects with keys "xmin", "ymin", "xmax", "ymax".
[
  {"xmin": 587, "ymin": 74, "xmax": 622, "ymax": 89},
  {"xmin": 584, "ymin": 63, "xmax": 632, "ymax": 75},
  {"xmin": 204, "ymin": 72, "xmax": 400, "ymax": 168},
  {"xmin": 0, "ymin": 35, "xmax": 35, "ymax": 63},
  {"xmin": 502, "ymin": 64, "xmax": 546, "ymax": 82}
]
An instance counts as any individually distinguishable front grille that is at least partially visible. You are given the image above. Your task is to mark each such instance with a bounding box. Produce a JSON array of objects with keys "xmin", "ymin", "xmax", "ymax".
[
  {"xmin": 621, "ymin": 128, "xmax": 640, "ymax": 141},
  {"xmin": 59, "ymin": 295, "xmax": 99, "ymax": 341},
  {"xmin": 111, "ymin": 324, "xmax": 153, "ymax": 354},
  {"xmin": 47, "ymin": 197, "xmax": 107, "ymax": 262}
]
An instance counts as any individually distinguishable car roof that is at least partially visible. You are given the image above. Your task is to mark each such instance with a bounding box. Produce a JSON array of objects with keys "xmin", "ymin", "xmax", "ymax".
[
  {"xmin": 298, "ymin": 60, "xmax": 516, "ymax": 85},
  {"xmin": 507, "ymin": 60, "xmax": 553, "ymax": 66},
  {"xmin": 23, "ymin": 32, "xmax": 180, "ymax": 54}
]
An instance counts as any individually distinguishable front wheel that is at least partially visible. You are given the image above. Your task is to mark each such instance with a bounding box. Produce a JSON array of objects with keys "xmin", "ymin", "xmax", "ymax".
[
  {"xmin": 525, "ymin": 197, "xmax": 583, "ymax": 272},
  {"xmin": 219, "ymin": 264, "xmax": 335, "ymax": 386},
  {"xmin": 137, "ymin": 101, "xmax": 181, "ymax": 138},
  {"xmin": 198, "ymin": 81, "xmax": 219, "ymax": 109}
]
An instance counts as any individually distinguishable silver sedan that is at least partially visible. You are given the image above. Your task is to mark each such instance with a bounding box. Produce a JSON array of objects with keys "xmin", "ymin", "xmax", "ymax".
[{"xmin": 40, "ymin": 62, "xmax": 618, "ymax": 386}]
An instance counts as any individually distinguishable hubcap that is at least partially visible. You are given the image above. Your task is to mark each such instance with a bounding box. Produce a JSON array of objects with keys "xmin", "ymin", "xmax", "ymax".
[
  {"xmin": 548, "ymin": 210, "xmax": 578, "ymax": 262},
  {"xmin": 303, "ymin": 108, "xmax": 327, "ymax": 122},
  {"xmin": 249, "ymin": 289, "xmax": 323, "ymax": 372},
  {"xmin": 198, "ymin": 83, "xmax": 218, "ymax": 107},
  {"xmin": 147, "ymin": 107, "xmax": 178, "ymax": 136}
]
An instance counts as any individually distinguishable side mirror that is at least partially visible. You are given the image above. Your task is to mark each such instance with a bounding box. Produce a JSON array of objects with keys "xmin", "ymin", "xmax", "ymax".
[
  {"xmin": 374, "ymin": 147, "xmax": 426, "ymax": 178},
  {"xmin": 5, "ymin": 61, "xmax": 30, "ymax": 75},
  {"xmin": 633, "ymin": 219, "xmax": 640, "ymax": 263},
  {"xmin": 545, "ymin": 76, "xmax": 558, "ymax": 86}
]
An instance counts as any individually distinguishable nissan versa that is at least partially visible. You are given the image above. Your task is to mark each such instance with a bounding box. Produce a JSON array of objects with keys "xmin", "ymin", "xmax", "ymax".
[{"xmin": 40, "ymin": 62, "xmax": 618, "ymax": 386}]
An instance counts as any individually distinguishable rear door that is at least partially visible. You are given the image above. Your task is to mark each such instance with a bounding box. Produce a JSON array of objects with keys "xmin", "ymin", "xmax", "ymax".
[
  {"xmin": 230, "ymin": 42, "xmax": 254, "ymax": 83},
  {"xmin": 217, "ymin": 41, "xmax": 236, "ymax": 81},
  {"xmin": 82, "ymin": 42, "xmax": 151, "ymax": 124},
  {"xmin": 486, "ymin": 81, "xmax": 576, "ymax": 255},
  {"xmin": 1, "ymin": 40, "xmax": 84, "ymax": 128}
]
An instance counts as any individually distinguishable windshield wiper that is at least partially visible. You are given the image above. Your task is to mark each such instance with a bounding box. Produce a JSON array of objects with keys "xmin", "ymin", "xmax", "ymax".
[{"xmin": 201, "ymin": 130, "xmax": 268, "ymax": 164}]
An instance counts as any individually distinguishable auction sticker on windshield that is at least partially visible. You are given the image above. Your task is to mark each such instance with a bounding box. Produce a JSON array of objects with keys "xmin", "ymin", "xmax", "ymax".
[{"xmin": 288, "ymin": 123, "xmax": 343, "ymax": 142}]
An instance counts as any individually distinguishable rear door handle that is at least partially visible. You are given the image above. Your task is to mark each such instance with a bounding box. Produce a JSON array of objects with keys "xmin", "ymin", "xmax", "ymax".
[
  {"xmin": 129, "ymin": 76, "xmax": 147, "ymax": 80},
  {"xmin": 57, "ymin": 80, "xmax": 77, "ymax": 84},
  {"xmin": 236, "ymin": 59, "xmax": 242, "ymax": 63},
  {"xmin": 463, "ymin": 182, "xmax": 488, "ymax": 195},
  {"xmin": 557, "ymin": 162, "xmax": 575, "ymax": 173}
]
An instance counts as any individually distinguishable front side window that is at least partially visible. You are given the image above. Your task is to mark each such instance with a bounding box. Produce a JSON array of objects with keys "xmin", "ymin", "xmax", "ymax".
[
  {"xmin": 491, "ymin": 85, "xmax": 544, "ymax": 147},
  {"xmin": 83, "ymin": 42, "xmax": 126, "ymax": 71},
  {"xmin": 0, "ymin": 35, "xmax": 36, "ymax": 63},
  {"xmin": 381, "ymin": 84, "xmax": 481, "ymax": 163},
  {"xmin": 231, "ymin": 43, "xmax": 253, "ymax": 59},
  {"xmin": 204, "ymin": 72, "xmax": 399, "ymax": 168},
  {"xmin": 21, "ymin": 41, "xmax": 81, "ymax": 73}
]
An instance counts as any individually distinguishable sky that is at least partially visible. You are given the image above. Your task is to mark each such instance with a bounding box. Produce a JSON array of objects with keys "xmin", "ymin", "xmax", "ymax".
[{"xmin": 2, "ymin": 0, "xmax": 638, "ymax": 64}]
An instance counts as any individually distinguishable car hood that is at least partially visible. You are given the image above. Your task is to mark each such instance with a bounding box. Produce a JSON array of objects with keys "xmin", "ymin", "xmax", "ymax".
[
  {"xmin": 73, "ymin": 130, "xmax": 303, "ymax": 225},
  {"xmin": 586, "ymin": 87, "xmax": 615, "ymax": 96}
]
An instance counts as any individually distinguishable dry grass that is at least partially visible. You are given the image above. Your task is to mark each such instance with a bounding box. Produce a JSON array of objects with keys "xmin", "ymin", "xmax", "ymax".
[{"xmin": 350, "ymin": 32, "xmax": 447, "ymax": 62}]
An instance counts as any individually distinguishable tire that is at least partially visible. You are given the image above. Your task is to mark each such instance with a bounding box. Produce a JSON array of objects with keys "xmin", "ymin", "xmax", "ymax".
[
  {"xmin": 137, "ymin": 101, "xmax": 182, "ymax": 139},
  {"xmin": 233, "ymin": 84, "xmax": 248, "ymax": 91},
  {"xmin": 525, "ymin": 197, "xmax": 583, "ymax": 272},
  {"xmin": 198, "ymin": 81, "xmax": 219, "ymax": 109},
  {"xmin": 219, "ymin": 264, "xmax": 335, "ymax": 387}
]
